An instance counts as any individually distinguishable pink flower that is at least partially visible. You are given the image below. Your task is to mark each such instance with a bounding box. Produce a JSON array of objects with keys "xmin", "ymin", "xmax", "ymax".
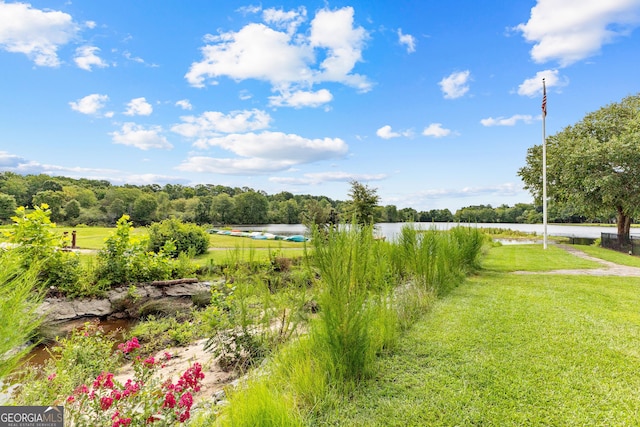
[
  {"xmin": 118, "ymin": 337, "xmax": 140, "ymax": 354},
  {"xmin": 143, "ymin": 357, "xmax": 155, "ymax": 367},
  {"xmin": 163, "ymin": 392, "xmax": 176, "ymax": 409},
  {"xmin": 163, "ymin": 352, "xmax": 172, "ymax": 360},
  {"xmin": 100, "ymin": 396, "xmax": 114, "ymax": 410},
  {"xmin": 66, "ymin": 396, "xmax": 75, "ymax": 404},
  {"xmin": 104, "ymin": 372, "xmax": 115, "ymax": 389},
  {"xmin": 178, "ymin": 392, "xmax": 193, "ymax": 409},
  {"xmin": 47, "ymin": 373, "xmax": 56, "ymax": 381},
  {"xmin": 179, "ymin": 410, "xmax": 190, "ymax": 422}
]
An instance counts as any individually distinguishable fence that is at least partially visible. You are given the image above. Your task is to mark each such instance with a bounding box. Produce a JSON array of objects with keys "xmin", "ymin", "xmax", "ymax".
[{"xmin": 601, "ymin": 233, "xmax": 640, "ymax": 255}]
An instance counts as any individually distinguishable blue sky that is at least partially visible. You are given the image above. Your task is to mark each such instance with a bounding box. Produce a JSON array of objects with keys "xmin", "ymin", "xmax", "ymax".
[{"xmin": 1, "ymin": 0, "xmax": 640, "ymax": 212}]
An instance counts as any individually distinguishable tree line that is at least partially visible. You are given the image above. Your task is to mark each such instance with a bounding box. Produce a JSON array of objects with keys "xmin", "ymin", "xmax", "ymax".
[{"xmin": 0, "ymin": 172, "xmax": 614, "ymax": 227}]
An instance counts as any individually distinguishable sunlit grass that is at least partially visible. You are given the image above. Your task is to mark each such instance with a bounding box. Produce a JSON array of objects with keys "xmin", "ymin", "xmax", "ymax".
[
  {"xmin": 577, "ymin": 245, "xmax": 640, "ymax": 268},
  {"xmin": 481, "ymin": 244, "xmax": 601, "ymax": 272},
  {"xmin": 313, "ymin": 246, "xmax": 640, "ymax": 426}
]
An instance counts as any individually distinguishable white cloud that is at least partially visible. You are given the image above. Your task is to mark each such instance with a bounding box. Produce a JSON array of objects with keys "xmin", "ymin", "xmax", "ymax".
[
  {"xmin": 515, "ymin": 0, "xmax": 640, "ymax": 66},
  {"xmin": 377, "ymin": 125, "xmax": 400, "ymax": 139},
  {"xmin": 439, "ymin": 70, "xmax": 471, "ymax": 99},
  {"xmin": 69, "ymin": 93, "xmax": 109, "ymax": 115},
  {"xmin": 177, "ymin": 156, "xmax": 297, "ymax": 175},
  {"xmin": 176, "ymin": 131, "xmax": 348, "ymax": 175},
  {"xmin": 110, "ymin": 123, "xmax": 172, "ymax": 150},
  {"xmin": 269, "ymin": 89, "xmax": 333, "ymax": 108},
  {"xmin": 309, "ymin": 7, "xmax": 370, "ymax": 90},
  {"xmin": 397, "ymin": 28, "xmax": 416, "ymax": 53},
  {"xmin": 480, "ymin": 115, "xmax": 535, "ymax": 126},
  {"xmin": 172, "ymin": 109, "xmax": 272, "ymax": 139},
  {"xmin": 185, "ymin": 7, "xmax": 371, "ymax": 105},
  {"xmin": 0, "ymin": 150, "xmax": 188, "ymax": 185},
  {"xmin": 175, "ymin": 99, "xmax": 193, "ymax": 110},
  {"xmin": 123, "ymin": 50, "xmax": 145, "ymax": 64},
  {"xmin": 0, "ymin": 2, "xmax": 79, "ymax": 66},
  {"xmin": 85, "ymin": 21, "xmax": 96, "ymax": 29},
  {"xmin": 263, "ymin": 7, "xmax": 307, "ymax": 34},
  {"xmin": 0, "ymin": 151, "xmax": 28, "ymax": 168},
  {"xmin": 517, "ymin": 69, "xmax": 567, "ymax": 97},
  {"xmin": 270, "ymin": 171, "xmax": 387, "ymax": 185},
  {"xmin": 193, "ymin": 131, "xmax": 347, "ymax": 162},
  {"xmin": 74, "ymin": 45, "xmax": 108, "ymax": 71},
  {"xmin": 422, "ymin": 123, "xmax": 452, "ymax": 138},
  {"xmin": 124, "ymin": 97, "xmax": 153, "ymax": 116}
]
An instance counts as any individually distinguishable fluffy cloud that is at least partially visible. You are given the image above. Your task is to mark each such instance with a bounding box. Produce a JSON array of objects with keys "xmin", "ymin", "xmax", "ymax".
[
  {"xmin": 0, "ymin": 151, "xmax": 29, "ymax": 168},
  {"xmin": 193, "ymin": 132, "xmax": 347, "ymax": 162},
  {"xmin": 439, "ymin": 70, "xmax": 471, "ymax": 99},
  {"xmin": 110, "ymin": 123, "xmax": 172, "ymax": 150},
  {"xmin": 69, "ymin": 94, "xmax": 110, "ymax": 115},
  {"xmin": 269, "ymin": 171, "xmax": 386, "ymax": 185},
  {"xmin": 185, "ymin": 7, "xmax": 370, "ymax": 107},
  {"xmin": 422, "ymin": 123, "xmax": 452, "ymax": 138},
  {"xmin": 172, "ymin": 109, "xmax": 272, "ymax": 139},
  {"xmin": 516, "ymin": 0, "xmax": 640, "ymax": 66},
  {"xmin": 376, "ymin": 125, "xmax": 412, "ymax": 139},
  {"xmin": 124, "ymin": 97, "xmax": 153, "ymax": 116},
  {"xmin": 517, "ymin": 69, "xmax": 567, "ymax": 97},
  {"xmin": 0, "ymin": 1, "xmax": 79, "ymax": 66},
  {"xmin": 269, "ymin": 89, "xmax": 333, "ymax": 108},
  {"xmin": 480, "ymin": 115, "xmax": 535, "ymax": 126},
  {"xmin": 263, "ymin": 6, "xmax": 307, "ymax": 34},
  {"xmin": 176, "ymin": 131, "xmax": 347, "ymax": 175},
  {"xmin": 397, "ymin": 28, "xmax": 416, "ymax": 53},
  {"xmin": 74, "ymin": 45, "xmax": 108, "ymax": 71},
  {"xmin": 175, "ymin": 99, "xmax": 193, "ymax": 110}
]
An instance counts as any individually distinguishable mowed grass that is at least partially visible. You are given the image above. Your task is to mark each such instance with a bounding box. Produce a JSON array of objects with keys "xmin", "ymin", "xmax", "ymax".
[
  {"xmin": 313, "ymin": 245, "xmax": 640, "ymax": 426},
  {"xmin": 577, "ymin": 244, "xmax": 640, "ymax": 268},
  {"xmin": 481, "ymin": 243, "xmax": 602, "ymax": 271}
]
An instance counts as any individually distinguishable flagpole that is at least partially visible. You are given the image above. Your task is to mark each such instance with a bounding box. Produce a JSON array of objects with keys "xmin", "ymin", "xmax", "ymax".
[{"xmin": 542, "ymin": 78, "xmax": 548, "ymax": 250}]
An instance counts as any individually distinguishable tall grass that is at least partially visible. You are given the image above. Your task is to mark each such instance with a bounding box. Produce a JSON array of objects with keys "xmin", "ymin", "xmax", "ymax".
[{"xmin": 208, "ymin": 224, "xmax": 487, "ymax": 425}]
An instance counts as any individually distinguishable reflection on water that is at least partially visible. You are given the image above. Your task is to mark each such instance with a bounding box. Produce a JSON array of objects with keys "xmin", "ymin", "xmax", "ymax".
[{"xmin": 235, "ymin": 223, "xmax": 622, "ymax": 242}]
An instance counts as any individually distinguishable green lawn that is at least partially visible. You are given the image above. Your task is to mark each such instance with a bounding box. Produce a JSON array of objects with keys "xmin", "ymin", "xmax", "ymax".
[
  {"xmin": 577, "ymin": 245, "xmax": 640, "ymax": 268},
  {"xmin": 481, "ymin": 244, "xmax": 602, "ymax": 272},
  {"xmin": 314, "ymin": 245, "xmax": 640, "ymax": 426}
]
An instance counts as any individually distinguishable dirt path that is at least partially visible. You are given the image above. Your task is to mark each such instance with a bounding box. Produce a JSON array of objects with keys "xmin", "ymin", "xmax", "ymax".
[{"xmin": 515, "ymin": 244, "xmax": 640, "ymax": 276}]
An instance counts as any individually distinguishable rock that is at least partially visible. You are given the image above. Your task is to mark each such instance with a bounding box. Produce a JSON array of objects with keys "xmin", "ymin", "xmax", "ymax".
[{"xmin": 72, "ymin": 298, "xmax": 112, "ymax": 317}]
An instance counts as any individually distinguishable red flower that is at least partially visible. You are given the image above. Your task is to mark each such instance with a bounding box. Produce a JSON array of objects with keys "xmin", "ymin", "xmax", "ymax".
[
  {"xmin": 100, "ymin": 396, "xmax": 114, "ymax": 410},
  {"xmin": 179, "ymin": 410, "xmax": 190, "ymax": 423},
  {"xmin": 163, "ymin": 392, "xmax": 176, "ymax": 409},
  {"xmin": 178, "ymin": 392, "xmax": 193, "ymax": 409},
  {"xmin": 143, "ymin": 356, "xmax": 155, "ymax": 367},
  {"xmin": 118, "ymin": 337, "xmax": 140, "ymax": 354}
]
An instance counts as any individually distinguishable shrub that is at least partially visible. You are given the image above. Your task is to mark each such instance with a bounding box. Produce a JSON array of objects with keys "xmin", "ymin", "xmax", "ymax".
[{"xmin": 147, "ymin": 218, "xmax": 209, "ymax": 257}]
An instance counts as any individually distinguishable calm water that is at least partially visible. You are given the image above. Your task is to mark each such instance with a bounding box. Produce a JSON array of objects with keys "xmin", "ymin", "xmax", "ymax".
[{"xmin": 232, "ymin": 222, "xmax": 623, "ymax": 241}]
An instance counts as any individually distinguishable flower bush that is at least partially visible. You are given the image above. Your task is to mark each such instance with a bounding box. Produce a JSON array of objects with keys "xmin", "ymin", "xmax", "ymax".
[{"xmin": 65, "ymin": 337, "xmax": 205, "ymax": 427}]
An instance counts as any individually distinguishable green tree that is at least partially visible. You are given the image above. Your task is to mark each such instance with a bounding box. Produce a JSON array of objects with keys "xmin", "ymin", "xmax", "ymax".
[
  {"xmin": 211, "ymin": 193, "xmax": 235, "ymax": 224},
  {"xmin": 519, "ymin": 93, "xmax": 640, "ymax": 238},
  {"xmin": 234, "ymin": 191, "xmax": 269, "ymax": 224},
  {"xmin": 64, "ymin": 199, "xmax": 81, "ymax": 221},
  {"xmin": 0, "ymin": 193, "xmax": 17, "ymax": 223},
  {"xmin": 132, "ymin": 193, "xmax": 158, "ymax": 226},
  {"xmin": 346, "ymin": 180, "xmax": 380, "ymax": 225}
]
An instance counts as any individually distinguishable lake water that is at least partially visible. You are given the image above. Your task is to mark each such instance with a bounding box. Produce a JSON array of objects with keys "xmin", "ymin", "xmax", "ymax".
[{"xmin": 232, "ymin": 223, "xmax": 624, "ymax": 242}]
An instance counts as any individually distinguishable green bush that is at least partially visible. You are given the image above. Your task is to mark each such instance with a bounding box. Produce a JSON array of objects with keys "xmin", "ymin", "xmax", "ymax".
[
  {"xmin": 147, "ymin": 218, "xmax": 209, "ymax": 257},
  {"xmin": 13, "ymin": 321, "xmax": 121, "ymax": 405},
  {"xmin": 93, "ymin": 215, "xmax": 196, "ymax": 287}
]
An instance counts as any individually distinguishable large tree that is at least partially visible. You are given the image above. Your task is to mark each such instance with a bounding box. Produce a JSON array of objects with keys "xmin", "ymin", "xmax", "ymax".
[
  {"xmin": 346, "ymin": 180, "xmax": 380, "ymax": 225},
  {"xmin": 518, "ymin": 93, "xmax": 640, "ymax": 239}
]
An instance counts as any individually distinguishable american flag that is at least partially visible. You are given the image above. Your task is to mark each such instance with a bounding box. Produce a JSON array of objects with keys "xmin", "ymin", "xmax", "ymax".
[{"xmin": 542, "ymin": 79, "xmax": 547, "ymax": 117}]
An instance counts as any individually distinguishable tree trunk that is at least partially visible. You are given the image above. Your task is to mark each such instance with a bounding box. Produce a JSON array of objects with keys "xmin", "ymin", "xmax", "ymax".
[{"xmin": 616, "ymin": 205, "xmax": 631, "ymax": 240}]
